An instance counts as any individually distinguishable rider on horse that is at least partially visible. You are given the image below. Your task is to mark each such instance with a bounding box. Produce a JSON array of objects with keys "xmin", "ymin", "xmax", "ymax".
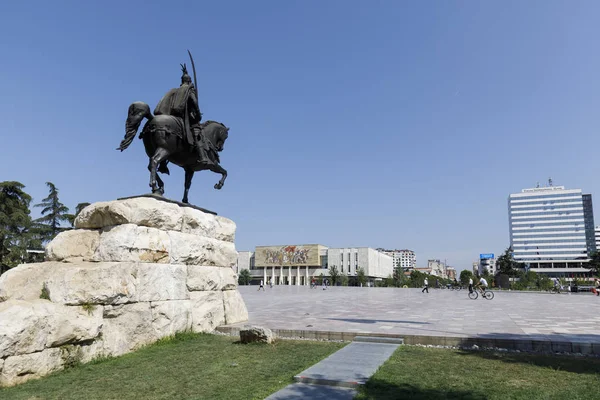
[{"xmin": 154, "ymin": 64, "xmax": 212, "ymax": 167}]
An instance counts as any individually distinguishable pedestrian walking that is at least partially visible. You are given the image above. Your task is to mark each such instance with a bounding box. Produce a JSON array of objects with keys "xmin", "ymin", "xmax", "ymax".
[
  {"xmin": 595, "ymin": 278, "xmax": 600, "ymax": 296},
  {"xmin": 468, "ymin": 277, "xmax": 473, "ymax": 293},
  {"xmin": 258, "ymin": 280, "xmax": 265, "ymax": 291},
  {"xmin": 422, "ymin": 278, "xmax": 429, "ymax": 293}
]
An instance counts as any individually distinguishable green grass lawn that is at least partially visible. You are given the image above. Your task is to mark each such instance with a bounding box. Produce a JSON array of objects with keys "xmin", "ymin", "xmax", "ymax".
[
  {"xmin": 0, "ymin": 333, "xmax": 345, "ymax": 400},
  {"xmin": 356, "ymin": 346, "xmax": 600, "ymax": 400}
]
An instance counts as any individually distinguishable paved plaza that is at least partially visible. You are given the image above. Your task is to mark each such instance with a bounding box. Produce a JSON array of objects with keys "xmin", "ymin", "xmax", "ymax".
[{"xmin": 229, "ymin": 286, "xmax": 600, "ymax": 345}]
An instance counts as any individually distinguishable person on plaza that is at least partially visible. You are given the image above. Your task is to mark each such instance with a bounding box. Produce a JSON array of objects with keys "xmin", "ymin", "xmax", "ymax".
[
  {"xmin": 322, "ymin": 279, "xmax": 327, "ymax": 290},
  {"xmin": 258, "ymin": 280, "xmax": 265, "ymax": 291},
  {"xmin": 468, "ymin": 277, "xmax": 473, "ymax": 293},
  {"xmin": 595, "ymin": 278, "xmax": 600, "ymax": 296},
  {"xmin": 454, "ymin": 278, "xmax": 459, "ymax": 288},
  {"xmin": 422, "ymin": 278, "xmax": 429, "ymax": 293},
  {"xmin": 435, "ymin": 279, "xmax": 440, "ymax": 289},
  {"xmin": 475, "ymin": 276, "xmax": 488, "ymax": 296},
  {"xmin": 552, "ymin": 277, "xmax": 561, "ymax": 293}
]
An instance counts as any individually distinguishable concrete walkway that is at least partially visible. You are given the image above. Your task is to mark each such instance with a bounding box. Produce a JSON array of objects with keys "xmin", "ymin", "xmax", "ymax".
[{"xmin": 266, "ymin": 339, "xmax": 401, "ymax": 399}]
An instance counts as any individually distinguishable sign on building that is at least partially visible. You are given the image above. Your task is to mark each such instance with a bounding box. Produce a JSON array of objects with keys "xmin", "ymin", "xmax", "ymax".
[
  {"xmin": 480, "ymin": 253, "xmax": 494, "ymax": 259},
  {"xmin": 255, "ymin": 245, "xmax": 320, "ymax": 267}
]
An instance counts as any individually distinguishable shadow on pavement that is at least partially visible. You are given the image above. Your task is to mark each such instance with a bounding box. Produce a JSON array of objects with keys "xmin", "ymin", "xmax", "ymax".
[
  {"xmin": 356, "ymin": 379, "xmax": 487, "ymax": 400},
  {"xmin": 266, "ymin": 382, "xmax": 356, "ymax": 400},
  {"xmin": 325, "ymin": 318, "xmax": 429, "ymax": 325}
]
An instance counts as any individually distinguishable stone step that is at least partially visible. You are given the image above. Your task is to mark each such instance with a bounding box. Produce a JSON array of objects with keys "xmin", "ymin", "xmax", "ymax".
[
  {"xmin": 353, "ymin": 335, "xmax": 404, "ymax": 344},
  {"xmin": 265, "ymin": 383, "xmax": 356, "ymax": 400}
]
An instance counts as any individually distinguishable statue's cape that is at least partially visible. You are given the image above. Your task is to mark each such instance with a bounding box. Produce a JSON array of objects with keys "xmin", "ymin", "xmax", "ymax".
[{"xmin": 154, "ymin": 85, "xmax": 194, "ymax": 117}]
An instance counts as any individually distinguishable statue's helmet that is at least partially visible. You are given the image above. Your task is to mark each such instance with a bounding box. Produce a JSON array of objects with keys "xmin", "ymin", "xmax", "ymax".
[{"xmin": 180, "ymin": 63, "xmax": 192, "ymax": 85}]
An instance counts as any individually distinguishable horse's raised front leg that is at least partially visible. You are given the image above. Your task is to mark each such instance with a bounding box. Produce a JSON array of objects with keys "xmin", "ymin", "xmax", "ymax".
[
  {"xmin": 208, "ymin": 164, "xmax": 227, "ymax": 190},
  {"xmin": 148, "ymin": 147, "xmax": 170, "ymax": 195},
  {"xmin": 182, "ymin": 168, "xmax": 194, "ymax": 204}
]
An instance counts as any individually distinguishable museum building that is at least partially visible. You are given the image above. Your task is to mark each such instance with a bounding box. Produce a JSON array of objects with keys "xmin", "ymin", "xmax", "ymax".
[{"xmin": 236, "ymin": 244, "xmax": 393, "ymax": 285}]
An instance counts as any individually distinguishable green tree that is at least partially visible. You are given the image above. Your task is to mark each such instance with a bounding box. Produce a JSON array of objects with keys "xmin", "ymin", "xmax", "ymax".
[
  {"xmin": 34, "ymin": 182, "xmax": 71, "ymax": 243},
  {"xmin": 340, "ymin": 272, "xmax": 349, "ymax": 286},
  {"xmin": 496, "ymin": 247, "xmax": 520, "ymax": 276},
  {"xmin": 393, "ymin": 267, "xmax": 407, "ymax": 287},
  {"xmin": 384, "ymin": 274, "xmax": 394, "ymax": 287},
  {"xmin": 238, "ymin": 269, "xmax": 251, "ymax": 285},
  {"xmin": 409, "ymin": 270, "xmax": 425, "ymax": 288},
  {"xmin": 588, "ymin": 251, "xmax": 600, "ymax": 276},
  {"xmin": 66, "ymin": 202, "xmax": 91, "ymax": 227},
  {"xmin": 460, "ymin": 270, "xmax": 473, "ymax": 286},
  {"xmin": 329, "ymin": 265, "xmax": 340, "ymax": 286},
  {"xmin": 356, "ymin": 267, "xmax": 367, "ymax": 287},
  {"xmin": 0, "ymin": 181, "xmax": 37, "ymax": 270}
]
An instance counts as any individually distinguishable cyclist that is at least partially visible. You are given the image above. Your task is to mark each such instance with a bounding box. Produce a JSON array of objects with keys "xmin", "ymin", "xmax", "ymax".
[
  {"xmin": 475, "ymin": 276, "xmax": 488, "ymax": 297},
  {"xmin": 552, "ymin": 278, "xmax": 561, "ymax": 293}
]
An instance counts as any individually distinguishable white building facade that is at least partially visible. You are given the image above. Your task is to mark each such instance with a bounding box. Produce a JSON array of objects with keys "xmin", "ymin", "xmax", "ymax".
[
  {"xmin": 478, "ymin": 254, "xmax": 496, "ymax": 275},
  {"xmin": 236, "ymin": 245, "xmax": 393, "ymax": 285},
  {"xmin": 428, "ymin": 259, "xmax": 446, "ymax": 278},
  {"xmin": 378, "ymin": 249, "xmax": 416, "ymax": 270},
  {"xmin": 508, "ymin": 185, "xmax": 595, "ymax": 276}
]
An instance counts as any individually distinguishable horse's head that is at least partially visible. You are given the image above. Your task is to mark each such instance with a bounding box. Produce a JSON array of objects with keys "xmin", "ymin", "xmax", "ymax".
[{"xmin": 202, "ymin": 121, "xmax": 229, "ymax": 152}]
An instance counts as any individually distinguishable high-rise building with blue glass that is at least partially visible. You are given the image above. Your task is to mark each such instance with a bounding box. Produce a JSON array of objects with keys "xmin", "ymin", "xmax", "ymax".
[{"xmin": 508, "ymin": 183, "xmax": 595, "ymax": 276}]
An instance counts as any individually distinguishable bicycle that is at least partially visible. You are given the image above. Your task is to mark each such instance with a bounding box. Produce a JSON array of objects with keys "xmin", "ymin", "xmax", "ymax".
[{"xmin": 468, "ymin": 287, "xmax": 494, "ymax": 300}]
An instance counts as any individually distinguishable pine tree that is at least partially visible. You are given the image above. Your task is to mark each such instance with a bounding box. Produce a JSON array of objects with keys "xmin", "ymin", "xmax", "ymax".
[
  {"xmin": 34, "ymin": 182, "xmax": 70, "ymax": 243},
  {"xmin": 0, "ymin": 181, "xmax": 37, "ymax": 270}
]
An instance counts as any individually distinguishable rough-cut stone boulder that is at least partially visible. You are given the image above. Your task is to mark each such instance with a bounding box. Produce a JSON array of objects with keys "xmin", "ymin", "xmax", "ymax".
[
  {"xmin": 240, "ymin": 326, "xmax": 274, "ymax": 344},
  {"xmin": 223, "ymin": 290, "xmax": 249, "ymax": 324},
  {"xmin": 187, "ymin": 265, "xmax": 238, "ymax": 291},
  {"xmin": 74, "ymin": 197, "xmax": 235, "ymax": 242},
  {"xmin": 45, "ymin": 229, "xmax": 100, "ymax": 262},
  {"xmin": 0, "ymin": 348, "xmax": 64, "ymax": 387},
  {"xmin": 0, "ymin": 300, "xmax": 102, "ymax": 358},
  {"xmin": 189, "ymin": 291, "xmax": 225, "ymax": 333},
  {"xmin": 0, "ymin": 197, "xmax": 248, "ymax": 387}
]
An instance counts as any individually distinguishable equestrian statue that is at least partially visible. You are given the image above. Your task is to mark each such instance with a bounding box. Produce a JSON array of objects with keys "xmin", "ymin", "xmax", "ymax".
[{"xmin": 116, "ymin": 51, "xmax": 229, "ymax": 204}]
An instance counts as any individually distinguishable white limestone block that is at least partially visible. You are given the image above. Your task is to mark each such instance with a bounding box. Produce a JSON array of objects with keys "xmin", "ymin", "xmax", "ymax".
[
  {"xmin": 75, "ymin": 197, "xmax": 184, "ymax": 231},
  {"xmin": 168, "ymin": 231, "xmax": 237, "ymax": 267},
  {"xmin": 45, "ymin": 229, "xmax": 100, "ymax": 262},
  {"xmin": 0, "ymin": 262, "xmax": 56, "ymax": 302},
  {"xmin": 181, "ymin": 207, "xmax": 236, "ymax": 242},
  {"xmin": 151, "ymin": 300, "xmax": 192, "ymax": 337},
  {"xmin": 44, "ymin": 262, "xmax": 138, "ymax": 305},
  {"xmin": 92, "ymin": 224, "xmax": 170, "ymax": 264},
  {"xmin": 189, "ymin": 291, "xmax": 225, "ymax": 333},
  {"xmin": 0, "ymin": 300, "xmax": 102, "ymax": 358},
  {"xmin": 100, "ymin": 302, "xmax": 157, "ymax": 356},
  {"xmin": 0, "ymin": 348, "xmax": 63, "ymax": 387},
  {"xmin": 223, "ymin": 290, "xmax": 249, "ymax": 325}
]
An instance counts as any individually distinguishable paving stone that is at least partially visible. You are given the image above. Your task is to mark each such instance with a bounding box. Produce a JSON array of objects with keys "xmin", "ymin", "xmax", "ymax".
[{"xmin": 231, "ymin": 286, "xmax": 600, "ymax": 348}]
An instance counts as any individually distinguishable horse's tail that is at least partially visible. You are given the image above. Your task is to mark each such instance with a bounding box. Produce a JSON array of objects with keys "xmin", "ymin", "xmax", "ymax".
[{"xmin": 116, "ymin": 102, "xmax": 154, "ymax": 151}]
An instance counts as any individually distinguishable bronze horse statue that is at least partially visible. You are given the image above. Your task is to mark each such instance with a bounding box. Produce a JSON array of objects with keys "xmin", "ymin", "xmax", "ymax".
[{"xmin": 117, "ymin": 101, "xmax": 229, "ymax": 203}]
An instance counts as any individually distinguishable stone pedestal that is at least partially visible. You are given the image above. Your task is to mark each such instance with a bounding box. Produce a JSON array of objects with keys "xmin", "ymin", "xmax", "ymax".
[{"xmin": 0, "ymin": 197, "xmax": 248, "ymax": 387}]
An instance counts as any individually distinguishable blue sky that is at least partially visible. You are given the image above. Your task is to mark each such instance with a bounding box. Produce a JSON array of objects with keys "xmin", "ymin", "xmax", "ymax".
[{"xmin": 1, "ymin": 1, "xmax": 599, "ymax": 271}]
